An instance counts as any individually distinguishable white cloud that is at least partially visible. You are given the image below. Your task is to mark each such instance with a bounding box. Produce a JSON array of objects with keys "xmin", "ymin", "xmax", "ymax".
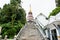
[
  {"xmin": 0, "ymin": 0, "xmax": 56, "ymax": 18},
  {"xmin": 0, "ymin": 0, "xmax": 10, "ymax": 8},
  {"xmin": 22, "ymin": 0, "xmax": 56, "ymax": 18}
]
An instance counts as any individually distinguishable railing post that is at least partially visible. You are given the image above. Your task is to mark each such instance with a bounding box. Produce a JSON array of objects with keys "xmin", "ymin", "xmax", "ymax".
[
  {"xmin": 0, "ymin": 27, "xmax": 2, "ymax": 34},
  {"xmin": 44, "ymin": 36, "xmax": 48, "ymax": 40},
  {"xmin": 14, "ymin": 35, "xmax": 17, "ymax": 40},
  {"xmin": 0, "ymin": 27, "xmax": 2, "ymax": 40},
  {"xmin": 0, "ymin": 35, "xmax": 2, "ymax": 40},
  {"xmin": 4, "ymin": 35, "xmax": 7, "ymax": 40}
]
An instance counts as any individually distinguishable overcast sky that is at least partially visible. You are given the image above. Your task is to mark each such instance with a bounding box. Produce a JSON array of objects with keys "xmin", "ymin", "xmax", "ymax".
[{"xmin": 0, "ymin": 0, "xmax": 56, "ymax": 18}]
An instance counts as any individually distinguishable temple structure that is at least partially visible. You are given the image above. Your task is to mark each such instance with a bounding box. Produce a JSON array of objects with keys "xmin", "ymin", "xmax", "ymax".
[
  {"xmin": 16, "ymin": 5, "xmax": 44, "ymax": 40},
  {"xmin": 27, "ymin": 5, "xmax": 34, "ymax": 21}
]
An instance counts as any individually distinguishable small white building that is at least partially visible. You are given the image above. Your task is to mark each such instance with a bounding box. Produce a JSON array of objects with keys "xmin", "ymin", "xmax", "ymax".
[
  {"xmin": 45, "ymin": 13, "xmax": 60, "ymax": 40},
  {"xmin": 35, "ymin": 13, "xmax": 60, "ymax": 40}
]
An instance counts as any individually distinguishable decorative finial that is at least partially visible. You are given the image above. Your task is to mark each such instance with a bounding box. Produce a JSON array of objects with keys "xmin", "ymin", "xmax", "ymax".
[{"xmin": 30, "ymin": 4, "xmax": 32, "ymax": 12}]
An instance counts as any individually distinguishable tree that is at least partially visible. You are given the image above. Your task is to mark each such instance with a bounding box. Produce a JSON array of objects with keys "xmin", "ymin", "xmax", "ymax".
[
  {"xmin": 0, "ymin": 0, "xmax": 26, "ymax": 38},
  {"xmin": 49, "ymin": 7, "xmax": 60, "ymax": 18}
]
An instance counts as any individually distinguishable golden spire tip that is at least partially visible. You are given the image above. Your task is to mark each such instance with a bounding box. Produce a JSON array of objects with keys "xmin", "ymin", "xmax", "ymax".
[{"xmin": 30, "ymin": 4, "xmax": 32, "ymax": 12}]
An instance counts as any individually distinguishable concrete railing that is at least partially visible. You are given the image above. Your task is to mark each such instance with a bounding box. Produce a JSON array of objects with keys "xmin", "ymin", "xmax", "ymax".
[{"xmin": 0, "ymin": 35, "xmax": 17, "ymax": 40}]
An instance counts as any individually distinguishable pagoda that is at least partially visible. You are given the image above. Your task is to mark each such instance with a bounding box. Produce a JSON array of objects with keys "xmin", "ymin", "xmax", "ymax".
[{"xmin": 27, "ymin": 5, "xmax": 34, "ymax": 21}]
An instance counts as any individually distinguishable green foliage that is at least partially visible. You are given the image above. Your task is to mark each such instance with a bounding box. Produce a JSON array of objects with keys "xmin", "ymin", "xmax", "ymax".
[
  {"xmin": 10, "ymin": 0, "xmax": 21, "ymax": 4},
  {"xmin": 0, "ymin": 0, "xmax": 26, "ymax": 38},
  {"xmin": 49, "ymin": 7, "xmax": 60, "ymax": 18},
  {"xmin": 1, "ymin": 22, "xmax": 23, "ymax": 38}
]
